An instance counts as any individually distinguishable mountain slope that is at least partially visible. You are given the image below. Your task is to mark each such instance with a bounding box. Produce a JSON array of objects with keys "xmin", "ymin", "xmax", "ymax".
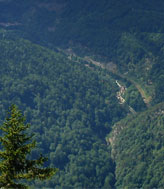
[
  {"xmin": 0, "ymin": 1, "xmax": 163, "ymax": 188},
  {"xmin": 0, "ymin": 0, "xmax": 163, "ymax": 103},
  {"xmin": 109, "ymin": 102, "xmax": 164, "ymax": 188},
  {"xmin": 0, "ymin": 36, "xmax": 130, "ymax": 188}
]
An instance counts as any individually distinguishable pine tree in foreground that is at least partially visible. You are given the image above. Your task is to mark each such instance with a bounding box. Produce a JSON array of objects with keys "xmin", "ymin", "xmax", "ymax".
[{"xmin": 0, "ymin": 105, "xmax": 58, "ymax": 188}]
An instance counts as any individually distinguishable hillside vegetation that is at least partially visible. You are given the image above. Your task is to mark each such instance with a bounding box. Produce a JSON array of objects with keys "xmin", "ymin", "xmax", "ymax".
[
  {"xmin": 0, "ymin": 0, "xmax": 163, "ymax": 188},
  {"xmin": 109, "ymin": 103, "xmax": 164, "ymax": 188},
  {"xmin": 0, "ymin": 36, "xmax": 129, "ymax": 188}
]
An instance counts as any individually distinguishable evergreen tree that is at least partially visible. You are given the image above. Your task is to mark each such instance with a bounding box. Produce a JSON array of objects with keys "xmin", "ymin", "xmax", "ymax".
[{"xmin": 0, "ymin": 105, "xmax": 58, "ymax": 188}]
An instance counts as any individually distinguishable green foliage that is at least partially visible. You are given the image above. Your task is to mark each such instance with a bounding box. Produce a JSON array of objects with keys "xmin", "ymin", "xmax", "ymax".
[
  {"xmin": 0, "ymin": 0, "xmax": 164, "ymax": 102},
  {"xmin": 0, "ymin": 1, "xmax": 163, "ymax": 187},
  {"xmin": 124, "ymin": 85, "xmax": 146, "ymax": 112},
  {"xmin": 0, "ymin": 37, "xmax": 128, "ymax": 188},
  {"xmin": 150, "ymin": 55, "xmax": 164, "ymax": 103},
  {"xmin": 111, "ymin": 103, "xmax": 164, "ymax": 188},
  {"xmin": 0, "ymin": 105, "xmax": 57, "ymax": 188}
]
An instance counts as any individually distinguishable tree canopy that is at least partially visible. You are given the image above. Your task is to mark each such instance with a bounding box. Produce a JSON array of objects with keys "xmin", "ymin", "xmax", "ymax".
[{"xmin": 0, "ymin": 105, "xmax": 58, "ymax": 188}]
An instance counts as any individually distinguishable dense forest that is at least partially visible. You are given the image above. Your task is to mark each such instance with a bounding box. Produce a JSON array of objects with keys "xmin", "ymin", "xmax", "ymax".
[
  {"xmin": 0, "ymin": 36, "xmax": 128, "ymax": 188},
  {"xmin": 109, "ymin": 103, "xmax": 164, "ymax": 188},
  {"xmin": 0, "ymin": 0, "xmax": 163, "ymax": 188}
]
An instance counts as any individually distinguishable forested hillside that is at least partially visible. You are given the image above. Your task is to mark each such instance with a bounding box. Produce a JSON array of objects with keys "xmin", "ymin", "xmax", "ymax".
[
  {"xmin": 0, "ymin": 0, "xmax": 163, "ymax": 188},
  {"xmin": 109, "ymin": 103, "xmax": 164, "ymax": 188},
  {"xmin": 0, "ymin": 0, "xmax": 163, "ymax": 103},
  {"xmin": 0, "ymin": 36, "xmax": 129, "ymax": 188}
]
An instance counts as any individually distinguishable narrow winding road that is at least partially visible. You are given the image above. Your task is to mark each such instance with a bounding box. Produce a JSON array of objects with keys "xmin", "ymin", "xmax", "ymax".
[{"xmin": 59, "ymin": 48, "xmax": 151, "ymax": 110}]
